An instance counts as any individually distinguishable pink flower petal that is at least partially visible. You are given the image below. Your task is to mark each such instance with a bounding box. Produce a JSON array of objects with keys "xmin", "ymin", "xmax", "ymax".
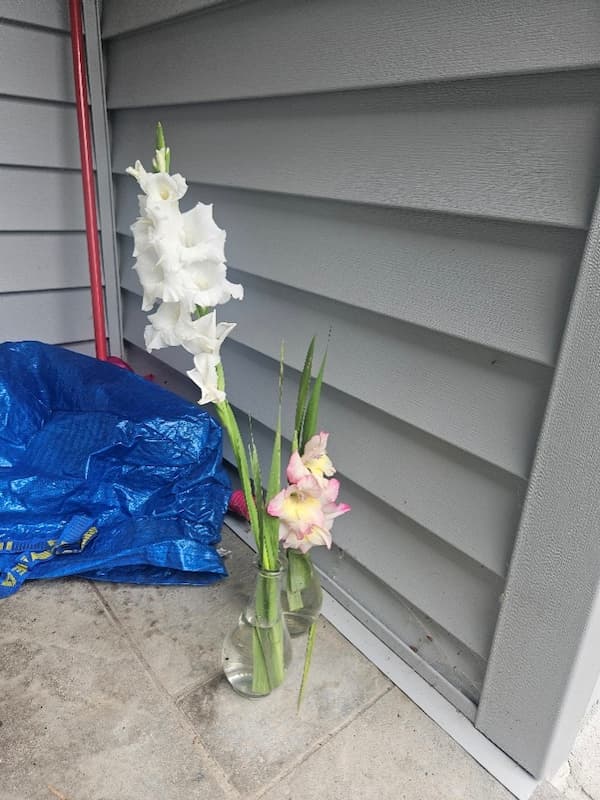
[
  {"xmin": 322, "ymin": 478, "xmax": 340, "ymax": 503},
  {"xmin": 295, "ymin": 474, "xmax": 325, "ymax": 498},
  {"xmin": 303, "ymin": 432, "xmax": 329, "ymax": 461},
  {"xmin": 286, "ymin": 451, "xmax": 308, "ymax": 484},
  {"xmin": 266, "ymin": 489, "xmax": 286, "ymax": 517},
  {"xmin": 323, "ymin": 501, "xmax": 351, "ymax": 521}
]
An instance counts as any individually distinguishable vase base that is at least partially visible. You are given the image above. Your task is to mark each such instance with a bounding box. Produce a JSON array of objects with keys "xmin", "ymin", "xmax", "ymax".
[{"xmin": 223, "ymin": 668, "xmax": 272, "ymax": 698}]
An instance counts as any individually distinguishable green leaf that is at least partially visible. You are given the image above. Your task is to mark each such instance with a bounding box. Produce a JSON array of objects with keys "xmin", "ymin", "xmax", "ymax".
[
  {"xmin": 215, "ymin": 398, "xmax": 259, "ymax": 539},
  {"xmin": 248, "ymin": 422, "xmax": 265, "ymax": 557},
  {"xmin": 263, "ymin": 344, "xmax": 284, "ymax": 570},
  {"xmin": 155, "ymin": 121, "xmax": 166, "ymax": 151},
  {"xmin": 297, "ymin": 621, "xmax": 318, "ymax": 711},
  {"xmin": 301, "ymin": 347, "xmax": 327, "ymax": 450},
  {"xmin": 294, "ymin": 337, "xmax": 315, "ymax": 446}
]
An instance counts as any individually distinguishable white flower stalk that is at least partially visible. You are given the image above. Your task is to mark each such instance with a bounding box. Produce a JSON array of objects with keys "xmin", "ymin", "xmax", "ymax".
[{"xmin": 128, "ymin": 124, "xmax": 244, "ymax": 407}]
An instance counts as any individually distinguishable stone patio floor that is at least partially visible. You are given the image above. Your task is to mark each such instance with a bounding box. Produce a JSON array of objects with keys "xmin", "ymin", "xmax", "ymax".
[{"xmin": 0, "ymin": 527, "xmax": 584, "ymax": 800}]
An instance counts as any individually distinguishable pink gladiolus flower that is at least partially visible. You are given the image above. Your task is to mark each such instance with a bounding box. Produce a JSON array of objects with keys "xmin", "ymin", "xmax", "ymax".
[
  {"xmin": 286, "ymin": 432, "xmax": 336, "ymax": 485},
  {"xmin": 302, "ymin": 432, "xmax": 335, "ymax": 479},
  {"xmin": 267, "ymin": 474, "xmax": 350, "ymax": 554}
]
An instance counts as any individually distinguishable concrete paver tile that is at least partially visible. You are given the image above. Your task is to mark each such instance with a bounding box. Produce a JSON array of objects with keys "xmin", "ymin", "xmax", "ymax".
[
  {"xmin": 95, "ymin": 527, "xmax": 255, "ymax": 695},
  {"xmin": 261, "ymin": 687, "xmax": 514, "ymax": 800},
  {"xmin": 0, "ymin": 579, "xmax": 237, "ymax": 800},
  {"xmin": 178, "ymin": 617, "xmax": 391, "ymax": 795}
]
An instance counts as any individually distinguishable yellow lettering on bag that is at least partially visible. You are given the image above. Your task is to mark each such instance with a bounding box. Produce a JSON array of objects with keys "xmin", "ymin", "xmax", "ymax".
[
  {"xmin": 81, "ymin": 527, "xmax": 98, "ymax": 548},
  {"xmin": 30, "ymin": 550, "xmax": 53, "ymax": 562}
]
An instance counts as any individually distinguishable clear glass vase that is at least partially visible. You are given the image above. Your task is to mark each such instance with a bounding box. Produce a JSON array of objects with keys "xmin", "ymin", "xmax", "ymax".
[
  {"xmin": 222, "ymin": 565, "xmax": 292, "ymax": 697},
  {"xmin": 281, "ymin": 550, "xmax": 323, "ymax": 637}
]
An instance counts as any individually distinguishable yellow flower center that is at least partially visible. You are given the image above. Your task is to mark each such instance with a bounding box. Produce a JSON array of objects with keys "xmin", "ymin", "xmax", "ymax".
[
  {"xmin": 281, "ymin": 491, "xmax": 320, "ymax": 522},
  {"xmin": 304, "ymin": 454, "xmax": 332, "ymax": 478}
]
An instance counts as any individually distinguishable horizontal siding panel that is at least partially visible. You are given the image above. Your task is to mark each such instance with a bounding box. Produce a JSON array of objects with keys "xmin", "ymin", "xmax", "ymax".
[
  {"xmin": 3, "ymin": 97, "xmax": 80, "ymax": 169},
  {"xmin": 102, "ymin": 0, "xmax": 234, "ymax": 38},
  {"xmin": 0, "ymin": 233, "xmax": 90, "ymax": 292},
  {"xmin": 115, "ymin": 178, "xmax": 583, "ymax": 365},
  {"xmin": 0, "ymin": 22, "xmax": 73, "ymax": 102},
  {"xmin": 312, "ymin": 545, "xmax": 485, "ymax": 709},
  {"xmin": 0, "ymin": 168, "xmax": 85, "ymax": 231},
  {"xmin": 106, "ymin": 0, "xmax": 600, "ymax": 105},
  {"xmin": 123, "ymin": 292, "xmax": 525, "ymax": 576},
  {"xmin": 1, "ymin": 1, "xmax": 69, "ymax": 30},
  {"xmin": 111, "ymin": 77, "xmax": 600, "ymax": 227},
  {"xmin": 122, "ymin": 265, "xmax": 551, "ymax": 479},
  {"xmin": 121, "ymin": 337, "xmax": 502, "ymax": 659},
  {"xmin": 0, "ymin": 288, "xmax": 93, "ymax": 344},
  {"xmin": 307, "ymin": 477, "xmax": 503, "ymax": 661}
]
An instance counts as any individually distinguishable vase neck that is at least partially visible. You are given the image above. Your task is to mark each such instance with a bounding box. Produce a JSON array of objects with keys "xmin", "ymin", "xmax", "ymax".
[{"xmin": 255, "ymin": 564, "xmax": 284, "ymax": 579}]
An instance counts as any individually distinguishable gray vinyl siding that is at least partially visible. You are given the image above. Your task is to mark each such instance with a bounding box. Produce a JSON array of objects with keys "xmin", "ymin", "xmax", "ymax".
[
  {"xmin": 0, "ymin": 9, "xmax": 95, "ymax": 353},
  {"xmin": 102, "ymin": 0, "xmax": 599, "ymax": 712}
]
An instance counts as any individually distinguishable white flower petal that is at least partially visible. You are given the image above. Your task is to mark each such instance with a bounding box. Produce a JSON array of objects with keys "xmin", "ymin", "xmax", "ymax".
[
  {"xmin": 182, "ymin": 203, "xmax": 226, "ymax": 252},
  {"xmin": 144, "ymin": 302, "xmax": 186, "ymax": 351},
  {"xmin": 187, "ymin": 352, "xmax": 225, "ymax": 404}
]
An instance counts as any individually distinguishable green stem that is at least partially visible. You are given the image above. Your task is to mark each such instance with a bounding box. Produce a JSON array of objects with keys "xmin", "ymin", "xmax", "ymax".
[
  {"xmin": 215, "ymin": 362, "xmax": 279, "ymax": 571},
  {"xmin": 215, "ymin": 397, "xmax": 260, "ymax": 543},
  {"xmin": 252, "ymin": 570, "xmax": 286, "ymax": 693},
  {"xmin": 215, "ymin": 363, "xmax": 285, "ymax": 692}
]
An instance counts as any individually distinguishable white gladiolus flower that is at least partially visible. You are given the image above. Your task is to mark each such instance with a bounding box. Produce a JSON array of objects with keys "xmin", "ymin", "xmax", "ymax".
[
  {"xmin": 133, "ymin": 248, "xmax": 165, "ymax": 311},
  {"xmin": 187, "ymin": 353, "xmax": 225, "ymax": 405},
  {"xmin": 127, "ymin": 160, "xmax": 187, "ymax": 205},
  {"xmin": 179, "ymin": 311, "xmax": 236, "ymax": 358},
  {"xmin": 176, "ymin": 261, "xmax": 243, "ymax": 313},
  {"xmin": 182, "ymin": 203, "xmax": 226, "ymax": 263},
  {"xmin": 144, "ymin": 302, "xmax": 186, "ymax": 352},
  {"xmin": 179, "ymin": 203, "xmax": 243, "ymax": 309},
  {"xmin": 131, "ymin": 217, "xmax": 153, "ymax": 256},
  {"xmin": 185, "ymin": 311, "xmax": 237, "ymax": 404},
  {"xmin": 145, "ymin": 304, "xmax": 236, "ymax": 359}
]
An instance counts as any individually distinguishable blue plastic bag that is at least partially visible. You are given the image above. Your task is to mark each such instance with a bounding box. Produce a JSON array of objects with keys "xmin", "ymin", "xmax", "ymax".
[{"xmin": 0, "ymin": 341, "xmax": 231, "ymax": 596}]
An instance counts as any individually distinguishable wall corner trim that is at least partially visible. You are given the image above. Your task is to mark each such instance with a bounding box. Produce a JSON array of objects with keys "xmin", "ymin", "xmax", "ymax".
[{"xmin": 476, "ymin": 183, "xmax": 600, "ymax": 777}]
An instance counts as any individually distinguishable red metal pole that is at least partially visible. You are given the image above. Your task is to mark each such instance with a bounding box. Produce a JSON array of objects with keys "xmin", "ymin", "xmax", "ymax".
[{"xmin": 68, "ymin": 0, "xmax": 108, "ymax": 361}]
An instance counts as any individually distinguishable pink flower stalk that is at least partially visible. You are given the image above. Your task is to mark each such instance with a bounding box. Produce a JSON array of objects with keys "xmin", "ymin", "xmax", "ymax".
[{"xmin": 267, "ymin": 474, "xmax": 350, "ymax": 554}]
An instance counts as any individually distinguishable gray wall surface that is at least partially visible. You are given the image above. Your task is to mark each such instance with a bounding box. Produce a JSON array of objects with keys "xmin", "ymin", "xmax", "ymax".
[
  {"xmin": 102, "ymin": 0, "xmax": 599, "ymax": 739},
  {"xmin": 0, "ymin": 4, "xmax": 96, "ymax": 353}
]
